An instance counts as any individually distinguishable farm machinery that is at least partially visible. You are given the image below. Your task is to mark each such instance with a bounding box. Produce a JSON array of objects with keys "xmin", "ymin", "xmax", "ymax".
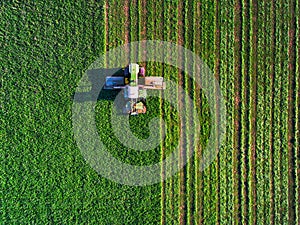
[{"xmin": 104, "ymin": 63, "xmax": 166, "ymax": 115}]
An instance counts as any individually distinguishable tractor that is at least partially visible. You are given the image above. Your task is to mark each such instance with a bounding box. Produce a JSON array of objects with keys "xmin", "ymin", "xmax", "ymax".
[{"xmin": 103, "ymin": 63, "xmax": 166, "ymax": 115}]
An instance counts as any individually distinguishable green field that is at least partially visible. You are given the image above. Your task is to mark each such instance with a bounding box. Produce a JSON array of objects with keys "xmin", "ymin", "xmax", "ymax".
[{"xmin": 1, "ymin": 0, "xmax": 299, "ymax": 224}]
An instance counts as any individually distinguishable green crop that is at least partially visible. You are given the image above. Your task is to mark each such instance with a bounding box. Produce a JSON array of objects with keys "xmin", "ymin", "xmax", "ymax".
[{"xmin": 1, "ymin": 0, "xmax": 299, "ymax": 224}]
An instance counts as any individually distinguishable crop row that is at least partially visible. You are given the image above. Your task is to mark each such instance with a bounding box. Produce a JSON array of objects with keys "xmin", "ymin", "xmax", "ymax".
[
  {"xmin": 255, "ymin": 0, "xmax": 271, "ymax": 223},
  {"xmin": 161, "ymin": 1, "xmax": 181, "ymax": 224},
  {"xmin": 102, "ymin": 0, "xmax": 299, "ymax": 224}
]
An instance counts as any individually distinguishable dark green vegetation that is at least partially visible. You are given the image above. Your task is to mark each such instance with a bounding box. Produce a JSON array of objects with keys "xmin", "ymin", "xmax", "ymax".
[{"xmin": 1, "ymin": 0, "xmax": 299, "ymax": 224}]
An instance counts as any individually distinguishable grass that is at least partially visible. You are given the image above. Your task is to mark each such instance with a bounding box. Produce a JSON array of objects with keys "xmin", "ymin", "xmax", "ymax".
[{"xmin": 1, "ymin": 0, "xmax": 299, "ymax": 224}]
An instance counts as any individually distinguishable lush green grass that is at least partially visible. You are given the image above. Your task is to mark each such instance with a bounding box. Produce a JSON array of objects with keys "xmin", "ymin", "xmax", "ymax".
[
  {"xmin": 0, "ymin": 1, "xmax": 160, "ymax": 224},
  {"xmin": 1, "ymin": 0, "xmax": 299, "ymax": 224}
]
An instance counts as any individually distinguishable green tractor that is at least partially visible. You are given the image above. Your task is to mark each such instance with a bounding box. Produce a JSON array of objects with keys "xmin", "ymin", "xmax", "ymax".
[{"xmin": 104, "ymin": 63, "xmax": 166, "ymax": 115}]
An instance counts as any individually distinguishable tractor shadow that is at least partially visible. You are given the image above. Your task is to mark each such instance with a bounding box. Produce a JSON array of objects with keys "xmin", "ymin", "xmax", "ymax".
[{"xmin": 73, "ymin": 68, "xmax": 125, "ymax": 103}]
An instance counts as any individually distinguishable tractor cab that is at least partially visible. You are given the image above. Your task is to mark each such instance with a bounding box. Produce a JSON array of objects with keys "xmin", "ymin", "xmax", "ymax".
[{"xmin": 104, "ymin": 63, "xmax": 165, "ymax": 115}]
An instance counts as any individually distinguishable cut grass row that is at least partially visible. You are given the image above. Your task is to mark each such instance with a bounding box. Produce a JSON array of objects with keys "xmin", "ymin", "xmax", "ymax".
[
  {"xmin": 249, "ymin": 0, "xmax": 258, "ymax": 223},
  {"xmin": 162, "ymin": 1, "xmax": 180, "ymax": 223},
  {"xmin": 287, "ymin": 0, "xmax": 297, "ymax": 222},
  {"xmin": 220, "ymin": 0, "xmax": 235, "ymax": 223},
  {"xmin": 241, "ymin": 0, "xmax": 251, "ymax": 223},
  {"xmin": 276, "ymin": 0, "xmax": 289, "ymax": 223},
  {"xmin": 233, "ymin": 0, "xmax": 243, "ymax": 223},
  {"xmin": 176, "ymin": 0, "xmax": 187, "ymax": 224},
  {"xmin": 256, "ymin": 0, "xmax": 270, "ymax": 223},
  {"xmin": 150, "ymin": 0, "xmax": 166, "ymax": 224},
  {"xmin": 186, "ymin": 0, "xmax": 198, "ymax": 223},
  {"xmin": 268, "ymin": 1, "xmax": 276, "ymax": 223},
  {"xmin": 200, "ymin": 2, "xmax": 218, "ymax": 224},
  {"xmin": 193, "ymin": 1, "xmax": 205, "ymax": 223}
]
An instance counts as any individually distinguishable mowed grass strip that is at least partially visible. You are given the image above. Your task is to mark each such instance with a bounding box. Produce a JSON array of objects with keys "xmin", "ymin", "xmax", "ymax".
[
  {"xmin": 255, "ymin": 0, "xmax": 268, "ymax": 223},
  {"xmin": 287, "ymin": 0, "xmax": 297, "ymax": 222},
  {"xmin": 241, "ymin": 0, "xmax": 251, "ymax": 223},
  {"xmin": 259, "ymin": 1, "xmax": 272, "ymax": 223},
  {"xmin": 268, "ymin": 0, "xmax": 276, "ymax": 223},
  {"xmin": 185, "ymin": 0, "xmax": 198, "ymax": 223},
  {"xmin": 233, "ymin": 0, "xmax": 243, "ymax": 223},
  {"xmin": 249, "ymin": 0, "xmax": 258, "ymax": 223},
  {"xmin": 201, "ymin": 1, "xmax": 217, "ymax": 223},
  {"xmin": 177, "ymin": 0, "xmax": 188, "ymax": 224},
  {"xmin": 192, "ymin": 1, "xmax": 205, "ymax": 224},
  {"xmin": 162, "ymin": 1, "xmax": 181, "ymax": 223},
  {"xmin": 277, "ymin": 0, "xmax": 289, "ymax": 223},
  {"xmin": 218, "ymin": 0, "xmax": 233, "ymax": 224}
]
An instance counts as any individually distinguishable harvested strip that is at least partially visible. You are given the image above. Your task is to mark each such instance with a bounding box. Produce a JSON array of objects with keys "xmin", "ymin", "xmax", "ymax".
[
  {"xmin": 233, "ymin": 0, "xmax": 243, "ymax": 223},
  {"xmin": 241, "ymin": 0, "xmax": 250, "ymax": 223},
  {"xmin": 193, "ymin": 2, "xmax": 204, "ymax": 224},
  {"xmin": 278, "ymin": 1, "xmax": 289, "ymax": 223}
]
